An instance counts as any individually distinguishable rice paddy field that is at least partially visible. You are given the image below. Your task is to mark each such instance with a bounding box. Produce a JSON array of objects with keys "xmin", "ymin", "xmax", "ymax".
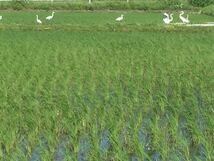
[{"xmin": 0, "ymin": 11, "xmax": 214, "ymax": 161}]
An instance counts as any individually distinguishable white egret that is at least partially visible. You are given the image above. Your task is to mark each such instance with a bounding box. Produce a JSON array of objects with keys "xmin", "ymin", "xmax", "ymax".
[
  {"xmin": 0, "ymin": 16, "xmax": 2, "ymax": 21},
  {"xmin": 36, "ymin": 15, "xmax": 42, "ymax": 24},
  {"xmin": 163, "ymin": 13, "xmax": 173, "ymax": 24},
  {"xmin": 46, "ymin": 11, "xmax": 55, "ymax": 20},
  {"xmin": 163, "ymin": 13, "xmax": 169, "ymax": 23},
  {"xmin": 179, "ymin": 11, "xmax": 190, "ymax": 24},
  {"xmin": 116, "ymin": 14, "xmax": 124, "ymax": 22},
  {"xmin": 164, "ymin": 13, "xmax": 169, "ymax": 18}
]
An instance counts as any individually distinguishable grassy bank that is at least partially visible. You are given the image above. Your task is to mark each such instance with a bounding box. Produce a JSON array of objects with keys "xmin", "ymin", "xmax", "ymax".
[
  {"xmin": 202, "ymin": 5, "xmax": 214, "ymax": 16},
  {"xmin": 0, "ymin": 1, "xmax": 195, "ymax": 11},
  {"xmin": 0, "ymin": 11, "xmax": 213, "ymax": 32}
]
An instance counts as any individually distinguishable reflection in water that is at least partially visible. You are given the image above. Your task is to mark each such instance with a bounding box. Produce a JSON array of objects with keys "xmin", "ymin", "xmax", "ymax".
[
  {"xmin": 78, "ymin": 137, "xmax": 89, "ymax": 161},
  {"xmin": 151, "ymin": 151, "xmax": 160, "ymax": 161},
  {"xmin": 167, "ymin": 149, "xmax": 185, "ymax": 161},
  {"xmin": 197, "ymin": 143, "xmax": 206, "ymax": 160},
  {"xmin": 138, "ymin": 114, "xmax": 152, "ymax": 153},
  {"xmin": 191, "ymin": 143, "xmax": 206, "ymax": 160},
  {"xmin": 16, "ymin": 137, "xmax": 28, "ymax": 161},
  {"xmin": 18, "ymin": 137, "xmax": 28, "ymax": 155},
  {"xmin": 54, "ymin": 137, "xmax": 67, "ymax": 161},
  {"xmin": 130, "ymin": 155, "xmax": 138, "ymax": 161},
  {"xmin": 99, "ymin": 130, "xmax": 110, "ymax": 155},
  {"xmin": 178, "ymin": 115, "xmax": 191, "ymax": 143},
  {"xmin": 29, "ymin": 136, "xmax": 49, "ymax": 161}
]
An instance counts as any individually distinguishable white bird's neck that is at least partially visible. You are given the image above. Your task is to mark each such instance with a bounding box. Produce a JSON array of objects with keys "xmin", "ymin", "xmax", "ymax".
[
  {"xmin": 165, "ymin": 13, "xmax": 169, "ymax": 18},
  {"xmin": 170, "ymin": 14, "xmax": 173, "ymax": 21},
  {"xmin": 52, "ymin": 12, "xmax": 54, "ymax": 16}
]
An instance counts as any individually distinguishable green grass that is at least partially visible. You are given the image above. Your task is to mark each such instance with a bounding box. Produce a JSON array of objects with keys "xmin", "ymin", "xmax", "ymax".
[
  {"xmin": 0, "ymin": 11, "xmax": 213, "ymax": 25},
  {"xmin": 0, "ymin": 0, "xmax": 193, "ymax": 11},
  {"xmin": 202, "ymin": 4, "xmax": 214, "ymax": 16},
  {"xmin": 0, "ymin": 11, "xmax": 214, "ymax": 160}
]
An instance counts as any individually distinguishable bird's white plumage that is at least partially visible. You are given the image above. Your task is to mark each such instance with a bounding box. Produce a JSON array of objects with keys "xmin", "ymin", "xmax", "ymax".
[
  {"xmin": 164, "ymin": 13, "xmax": 169, "ymax": 18},
  {"xmin": 179, "ymin": 11, "xmax": 190, "ymax": 24},
  {"xmin": 46, "ymin": 11, "xmax": 55, "ymax": 20},
  {"xmin": 36, "ymin": 15, "xmax": 42, "ymax": 24},
  {"xmin": 163, "ymin": 13, "xmax": 173, "ymax": 24},
  {"xmin": 116, "ymin": 14, "xmax": 124, "ymax": 22},
  {"xmin": 0, "ymin": 16, "xmax": 2, "ymax": 20}
]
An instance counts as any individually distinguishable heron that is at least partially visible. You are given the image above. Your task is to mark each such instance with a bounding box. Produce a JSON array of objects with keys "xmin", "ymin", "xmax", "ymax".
[
  {"xmin": 46, "ymin": 11, "xmax": 55, "ymax": 20},
  {"xmin": 163, "ymin": 13, "xmax": 173, "ymax": 24},
  {"xmin": 36, "ymin": 15, "xmax": 42, "ymax": 24},
  {"xmin": 116, "ymin": 14, "xmax": 124, "ymax": 22},
  {"xmin": 179, "ymin": 11, "xmax": 190, "ymax": 24}
]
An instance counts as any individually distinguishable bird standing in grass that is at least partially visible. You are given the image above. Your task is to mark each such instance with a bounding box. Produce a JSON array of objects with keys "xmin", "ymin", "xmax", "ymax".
[
  {"xmin": 179, "ymin": 11, "xmax": 190, "ymax": 24},
  {"xmin": 46, "ymin": 11, "xmax": 55, "ymax": 20},
  {"xmin": 116, "ymin": 14, "xmax": 124, "ymax": 22},
  {"xmin": 36, "ymin": 15, "xmax": 42, "ymax": 24},
  {"xmin": 0, "ymin": 16, "xmax": 2, "ymax": 21},
  {"xmin": 163, "ymin": 13, "xmax": 173, "ymax": 24}
]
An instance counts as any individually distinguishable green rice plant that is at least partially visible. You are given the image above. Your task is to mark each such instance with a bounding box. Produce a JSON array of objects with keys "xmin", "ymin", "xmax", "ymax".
[{"xmin": 0, "ymin": 11, "xmax": 214, "ymax": 160}]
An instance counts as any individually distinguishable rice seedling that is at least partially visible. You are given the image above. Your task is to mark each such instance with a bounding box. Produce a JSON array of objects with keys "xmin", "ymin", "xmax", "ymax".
[{"xmin": 0, "ymin": 11, "xmax": 214, "ymax": 160}]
